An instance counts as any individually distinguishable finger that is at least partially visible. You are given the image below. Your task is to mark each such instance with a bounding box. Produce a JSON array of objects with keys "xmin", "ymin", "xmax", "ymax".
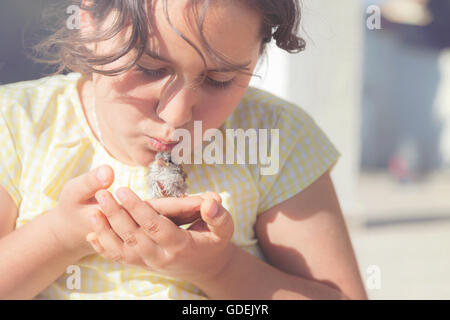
[
  {"xmin": 86, "ymin": 232, "xmax": 105, "ymax": 255},
  {"xmin": 131, "ymin": 231, "xmax": 167, "ymax": 267},
  {"xmin": 200, "ymin": 198, "xmax": 234, "ymax": 242},
  {"xmin": 146, "ymin": 192, "xmax": 221, "ymax": 225},
  {"xmin": 95, "ymin": 190, "xmax": 140, "ymax": 246},
  {"xmin": 87, "ymin": 232, "xmax": 148, "ymax": 267},
  {"xmin": 90, "ymin": 211, "xmax": 126, "ymax": 263},
  {"xmin": 147, "ymin": 196, "xmax": 203, "ymax": 225},
  {"xmin": 182, "ymin": 192, "xmax": 222, "ymax": 228},
  {"xmin": 116, "ymin": 187, "xmax": 186, "ymax": 247},
  {"xmin": 64, "ymin": 165, "xmax": 114, "ymax": 203},
  {"xmin": 199, "ymin": 192, "xmax": 222, "ymax": 205},
  {"xmin": 187, "ymin": 219, "xmax": 208, "ymax": 232}
]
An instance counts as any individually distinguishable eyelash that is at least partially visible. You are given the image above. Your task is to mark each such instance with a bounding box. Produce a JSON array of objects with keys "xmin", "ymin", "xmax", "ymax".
[{"xmin": 136, "ymin": 65, "xmax": 234, "ymax": 90}]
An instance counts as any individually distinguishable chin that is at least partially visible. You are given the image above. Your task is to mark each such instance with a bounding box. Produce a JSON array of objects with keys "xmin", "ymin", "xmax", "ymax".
[{"xmin": 135, "ymin": 148, "xmax": 157, "ymax": 167}]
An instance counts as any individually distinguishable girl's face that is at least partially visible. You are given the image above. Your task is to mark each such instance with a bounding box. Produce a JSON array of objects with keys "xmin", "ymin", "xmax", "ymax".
[{"xmin": 79, "ymin": 0, "xmax": 263, "ymax": 167}]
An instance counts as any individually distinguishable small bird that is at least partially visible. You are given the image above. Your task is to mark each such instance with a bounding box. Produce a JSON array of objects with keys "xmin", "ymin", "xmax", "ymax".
[{"xmin": 146, "ymin": 152, "xmax": 188, "ymax": 199}]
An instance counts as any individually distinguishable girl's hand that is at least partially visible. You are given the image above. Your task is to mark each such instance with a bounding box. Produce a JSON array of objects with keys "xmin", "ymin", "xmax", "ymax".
[
  {"xmin": 86, "ymin": 188, "xmax": 236, "ymax": 285},
  {"xmin": 47, "ymin": 165, "xmax": 202, "ymax": 259},
  {"xmin": 47, "ymin": 165, "xmax": 115, "ymax": 258}
]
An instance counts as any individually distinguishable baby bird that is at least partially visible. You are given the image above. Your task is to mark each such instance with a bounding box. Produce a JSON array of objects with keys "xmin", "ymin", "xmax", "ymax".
[{"xmin": 146, "ymin": 152, "xmax": 188, "ymax": 199}]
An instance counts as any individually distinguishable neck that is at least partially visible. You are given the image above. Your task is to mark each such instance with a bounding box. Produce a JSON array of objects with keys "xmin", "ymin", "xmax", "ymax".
[{"xmin": 79, "ymin": 76, "xmax": 102, "ymax": 145}]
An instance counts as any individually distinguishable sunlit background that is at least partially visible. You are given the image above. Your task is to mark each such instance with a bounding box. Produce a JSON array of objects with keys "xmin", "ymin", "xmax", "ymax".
[{"xmin": 1, "ymin": 0, "xmax": 449, "ymax": 299}]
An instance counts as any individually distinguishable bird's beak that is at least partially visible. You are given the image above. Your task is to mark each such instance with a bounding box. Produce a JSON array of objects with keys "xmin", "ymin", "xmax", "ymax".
[{"xmin": 156, "ymin": 159, "xmax": 169, "ymax": 167}]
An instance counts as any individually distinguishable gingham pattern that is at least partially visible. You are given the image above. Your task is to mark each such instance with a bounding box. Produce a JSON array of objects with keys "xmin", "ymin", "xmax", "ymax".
[{"xmin": 0, "ymin": 73, "xmax": 340, "ymax": 299}]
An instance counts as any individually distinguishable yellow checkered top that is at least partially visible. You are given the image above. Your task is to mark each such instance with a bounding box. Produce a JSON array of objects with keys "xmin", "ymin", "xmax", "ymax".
[{"xmin": 0, "ymin": 73, "xmax": 340, "ymax": 299}]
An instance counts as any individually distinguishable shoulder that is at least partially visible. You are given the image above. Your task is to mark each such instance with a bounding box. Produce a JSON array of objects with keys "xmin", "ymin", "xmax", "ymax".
[
  {"xmin": 0, "ymin": 73, "xmax": 81, "ymax": 115},
  {"xmin": 0, "ymin": 72, "xmax": 81, "ymax": 97},
  {"xmin": 224, "ymin": 86, "xmax": 329, "ymax": 157},
  {"xmin": 225, "ymin": 86, "xmax": 316, "ymax": 132},
  {"xmin": 233, "ymin": 88, "xmax": 341, "ymax": 213},
  {"xmin": 0, "ymin": 73, "xmax": 82, "ymax": 136}
]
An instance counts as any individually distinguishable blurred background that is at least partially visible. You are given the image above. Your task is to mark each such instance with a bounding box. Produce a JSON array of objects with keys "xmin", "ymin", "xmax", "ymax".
[
  {"xmin": 1, "ymin": 0, "xmax": 449, "ymax": 299},
  {"xmin": 251, "ymin": 0, "xmax": 450, "ymax": 299}
]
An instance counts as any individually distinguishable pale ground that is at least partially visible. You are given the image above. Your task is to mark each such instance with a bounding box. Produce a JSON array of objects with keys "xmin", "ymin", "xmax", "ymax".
[{"xmin": 346, "ymin": 171, "xmax": 450, "ymax": 300}]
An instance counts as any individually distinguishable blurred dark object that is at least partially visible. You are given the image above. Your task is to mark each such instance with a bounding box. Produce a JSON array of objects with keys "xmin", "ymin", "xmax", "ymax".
[
  {"xmin": 0, "ymin": 0, "xmax": 60, "ymax": 85},
  {"xmin": 361, "ymin": 0, "xmax": 444, "ymax": 177},
  {"xmin": 382, "ymin": 0, "xmax": 450, "ymax": 50},
  {"xmin": 425, "ymin": 0, "xmax": 450, "ymax": 49}
]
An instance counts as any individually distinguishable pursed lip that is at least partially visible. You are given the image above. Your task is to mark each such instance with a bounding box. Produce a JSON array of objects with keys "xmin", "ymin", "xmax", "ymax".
[{"xmin": 146, "ymin": 135, "xmax": 179, "ymax": 152}]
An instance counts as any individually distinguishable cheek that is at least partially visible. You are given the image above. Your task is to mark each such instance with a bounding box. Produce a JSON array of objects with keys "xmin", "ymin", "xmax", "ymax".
[
  {"xmin": 102, "ymin": 75, "xmax": 159, "ymax": 127},
  {"xmin": 110, "ymin": 72, "xmax": 160, "ymax": 106},
  {"xmin": 103, "ymin": 108, "xmax": 132, "ymax": 141},
  {"xmin": 195, "ymin": 88, "xmax": 248, "ymax": 130}
]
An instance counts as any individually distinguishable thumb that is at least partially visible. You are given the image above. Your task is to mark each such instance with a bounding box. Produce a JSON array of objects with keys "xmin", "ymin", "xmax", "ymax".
[
  {"xmin": 200, "ymin": 198, "xmax": 234, "ymax": 242},
  {"xmin": 67, "ymin": 165, "xmax": 114, "ymax": 203}
]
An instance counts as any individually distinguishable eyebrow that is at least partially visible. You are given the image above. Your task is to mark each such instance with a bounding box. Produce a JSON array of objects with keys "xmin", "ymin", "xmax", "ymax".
[{"xmin": 143, "ymin": 49, "xmax": 252, "ymax": 73}]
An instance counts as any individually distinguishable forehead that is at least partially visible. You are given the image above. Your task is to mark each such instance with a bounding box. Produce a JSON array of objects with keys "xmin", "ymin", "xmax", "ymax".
[{"xmin": 145, "ymin": 0, "xmax": 262, "ymax": 68}]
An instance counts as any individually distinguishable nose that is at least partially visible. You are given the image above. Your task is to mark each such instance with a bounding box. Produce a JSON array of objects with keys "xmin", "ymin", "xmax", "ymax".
[{"xmin": 156, "ymin": 79, "xmax": 196, "ymax": 128}]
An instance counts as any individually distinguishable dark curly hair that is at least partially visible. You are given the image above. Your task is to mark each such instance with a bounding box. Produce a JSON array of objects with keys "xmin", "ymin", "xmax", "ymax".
[{"xmin": 32, "ymin": 0, "xmax": 306, "ymax": 76}]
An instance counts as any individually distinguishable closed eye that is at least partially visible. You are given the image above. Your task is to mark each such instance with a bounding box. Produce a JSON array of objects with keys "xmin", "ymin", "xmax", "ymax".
[
  {"xmin": 136, "ymin": 65, "xmax": 168, "ymax": 79},
  {"xmin": 204, "ymin": 77, "xmax": 235, "ymax": 89},
  {"xmin": 136, "ymin": 65, "xmax": 235, "ymax": 90}
]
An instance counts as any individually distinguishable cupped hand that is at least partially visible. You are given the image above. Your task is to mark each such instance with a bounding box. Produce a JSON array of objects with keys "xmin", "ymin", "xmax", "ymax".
[
  {"xmin": 48, "ymin": 165, "xmax": 115, "ymax": 257},
  {"xmin": 86, "ymin": 188, "xmax": 236, "ymax": 285}
]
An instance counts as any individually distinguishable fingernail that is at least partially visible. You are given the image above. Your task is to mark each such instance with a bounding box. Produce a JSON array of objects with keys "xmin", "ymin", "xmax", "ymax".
[
  {"xmin": 208, "ymin": 201, "xmax": 220, "ymax": 219},
  {"xmin": 97, "ymin": 166, "xmax": 109, "ymax": 185}
]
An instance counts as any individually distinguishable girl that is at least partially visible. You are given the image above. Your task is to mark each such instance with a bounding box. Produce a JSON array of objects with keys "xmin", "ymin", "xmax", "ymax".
[{"xmin": 0, "ymin": 0, "xmax": 367, "ymax": 299}]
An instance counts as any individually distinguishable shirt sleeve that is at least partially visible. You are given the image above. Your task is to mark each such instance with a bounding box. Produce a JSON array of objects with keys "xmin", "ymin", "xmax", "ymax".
[
  {"xmin": 257, "ymin": 103, "xmax": 341, "ymax": 214},
  {"xmin": 0, "ymin": 96, "xmax": 23, "ymax": 208}
]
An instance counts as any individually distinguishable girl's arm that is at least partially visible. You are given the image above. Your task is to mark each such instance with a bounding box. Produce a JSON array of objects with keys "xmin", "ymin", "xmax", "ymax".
[
  {"xmin": 0, "ymin": 209, "xmax": 87, "ymax": 299},
  {"xmin": 0, "ymin": 186, "xmax": 18, "ymax": 238},
  {"xmin": 193, "ymin": 170, "xmax": 368, "ymax": 300},
  {"xmin": 0, "ymin": 166, "xmax": 117, "ymax": 299}
]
